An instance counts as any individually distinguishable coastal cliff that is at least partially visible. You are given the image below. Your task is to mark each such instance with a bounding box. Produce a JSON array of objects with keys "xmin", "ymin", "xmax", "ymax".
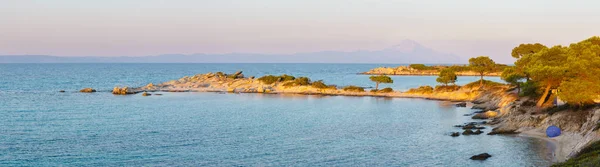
[{"xmin": 361, "ymin": 66, "xmax": 502, "ymax": 76}]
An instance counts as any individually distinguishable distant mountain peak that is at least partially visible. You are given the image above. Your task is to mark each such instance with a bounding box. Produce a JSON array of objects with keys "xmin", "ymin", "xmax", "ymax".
[{"xmin": 385, "ymin": 39, "xmax": 424, "ymax": 52}]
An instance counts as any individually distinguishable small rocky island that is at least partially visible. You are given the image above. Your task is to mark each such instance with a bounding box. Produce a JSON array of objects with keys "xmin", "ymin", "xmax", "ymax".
[{"xmin": 361, "ymin": 64, "xmax": 504, "ymax": 76}]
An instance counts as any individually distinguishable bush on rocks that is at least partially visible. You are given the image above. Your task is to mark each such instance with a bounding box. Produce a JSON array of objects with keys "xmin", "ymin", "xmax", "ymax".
[{"xmin": 343, "ymin": 85, "xmax": 365, "ymax": 92}]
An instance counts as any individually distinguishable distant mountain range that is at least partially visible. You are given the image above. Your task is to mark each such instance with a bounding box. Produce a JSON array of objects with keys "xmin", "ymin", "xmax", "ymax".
[{"xmin": 0, "ymin": 40, "xmax": 464, "ymax": 63}]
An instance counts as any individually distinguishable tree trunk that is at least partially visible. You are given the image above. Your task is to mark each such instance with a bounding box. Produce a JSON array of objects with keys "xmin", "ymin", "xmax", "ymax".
[
  {"xmin": 479, "ymin": 74, "xmax": 484, "ymax": 87},
  {"xmin": 537, "ymin": 84, "xmax": 552, "ymax": 107},
  {"xmin": 375, "ymin": 82, "xmax": 379, "ymax": 90}
]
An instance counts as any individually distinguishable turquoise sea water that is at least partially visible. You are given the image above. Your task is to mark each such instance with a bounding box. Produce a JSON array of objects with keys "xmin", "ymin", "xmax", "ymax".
[{"xmin": 0, "ymin": 64, "xmax": 553, "ymax": 166}]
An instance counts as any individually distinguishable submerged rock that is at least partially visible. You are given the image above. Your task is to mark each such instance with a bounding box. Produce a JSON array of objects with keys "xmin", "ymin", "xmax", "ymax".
[
  {"xmin": 450, "ymin": 132, "xmax": 460, "ymax": 137},
  {"xmin": 142, "ymin": 92, "xmax": 151, "ymax": 96},
  {"xmin": 455, "ymin": 102, "xmax": 467, "ymax": 107},
  {"xmin": 79, "ymin": 88, "xmax": 96, "ymax": 93},
  {"xmin": 462, "ymin": 129, "xmax": 474, "ymax": 135},
  {"xmin": 461, "ymin": 124, "xmax": 486, "ymax": 130},
  {"xmin": 473, "ymin": 129, "xmax": 484, "ymax": 135},
  {"xmin": 154, "ymin": 93, "xmax": 163, "ymax": 96},
  {"xmin": 59, "ymin": 90, "xmax": 65, "ymax": 93},
  {"xmin": 470, "ymin": 153, "xmax": 492, "ymax": 160}
]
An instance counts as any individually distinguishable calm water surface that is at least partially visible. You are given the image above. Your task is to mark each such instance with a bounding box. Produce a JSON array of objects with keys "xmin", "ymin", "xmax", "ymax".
[{"xmin": 0, "ymin": 64, "xmax": 553, "ymax": 166}]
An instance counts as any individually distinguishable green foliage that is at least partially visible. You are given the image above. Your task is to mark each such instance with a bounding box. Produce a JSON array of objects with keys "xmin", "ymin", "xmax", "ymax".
[
  {"xmin": 369, "ymin": 75, "xmax": 393, "ymax": 83},
  {"xmin": 279, "ymin": 74, "xmax": 296, "ymax": 82},
  {"xmin": 511, "ymin": 43, "xmax": 548, "ymax": 58},
  {"xmin": 257, "ymin": 74, "xmax": 297, "ymax": 84},
  {"xmin": 559, "ymin": 79, "xmax": 599, "ymax": 106},
  {"xmin": 343, "ymin": 85, "xmax": 365, "ymax": 92},
  {"xmin": 446, "ymin": 65, "xmax": 472, "ymax": 72},
  {"xmin": 519, "ymin": 81, "xmax": 540, "ymax": 97},
  {"xmin": 434, "ymin": 85, "xmax": 460, "ymax": 92},
  {"xmin": 378, "ymin": 87, "xmax": 394, "ymax": 93},
  {"xmin": 469, "ymin": 56, "xmax": 496, "ymax": 75},
  {"xmin": 524, "ymin": 46, "xmax": 570, "ymax": 106},
  {"xmin": 469, "ymin": 56, "xmax": 496, "ymax": 87},
  {"xmin": 409, "ymin": 64, "xmax": 435, "ymax": 70},
  {"xmin": 464, "ymin": 80, "xmax": 504, "ymax": 88},
  {"xmin": 282, "ymin": 77, "xmax": 311, "ymax": 87},
  {"xmin": 436, "ymin": 69, "xmax": 457, "ymax": 86},
  {"xmin": 311, "ymin": 80, "xmax": 328, "ymax": 89},
  {"xmin": 369, "ymin": 75, "xmax": 393, "ymax": 90},
  {"xmin": 501, "ymin": 66, "xmax": 525, "ymax": 88},
  {"xmin": 406, "ymin": 86, "xmax": 434, "ymax": 94},
  {"xmin": 257, "ymin": 75, "xmax": 280, "ymax": 84}
]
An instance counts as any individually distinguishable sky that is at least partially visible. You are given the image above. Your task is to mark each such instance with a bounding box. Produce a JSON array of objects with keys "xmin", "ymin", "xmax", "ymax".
[{"xmin": 1, "ymin": 0, "xmax": 599, "ymax": 63}]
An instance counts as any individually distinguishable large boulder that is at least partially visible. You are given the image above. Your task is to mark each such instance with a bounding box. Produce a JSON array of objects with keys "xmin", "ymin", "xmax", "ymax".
[
  {"xmin": 142, "ymin": 92, "xmax": 151, "ymax": 96},
  {"xmin": 79, "ymin": 88, "xmax": 96, "ymax": 93}
]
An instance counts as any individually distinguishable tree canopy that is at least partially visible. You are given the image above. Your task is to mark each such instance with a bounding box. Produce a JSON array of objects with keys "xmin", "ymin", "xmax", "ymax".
[
  {"xmin": 369, "ymin": 75, "xmax": 393, "ymax": 90},
  {"xmin": 436, "ymin": 69, "xmax": 457, "ymax": 86},
  {"xmin": 511, "ymin": 43, "xmax": 548, "ymax": 59},
  {"xmin": 501, "ymin": 66, "xmax": 525, "ymax": 93},
  {"xmin": 509, "ymin": 36, "xmax": 600, "ymax": 106},
  {"xmin": 468, "ymin": 56, "xmax": 496, "ymax": 87}
]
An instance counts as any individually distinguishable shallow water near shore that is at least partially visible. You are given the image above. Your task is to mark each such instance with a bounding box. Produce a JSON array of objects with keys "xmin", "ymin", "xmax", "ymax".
[{"xmin": 1, "ymin": 64, "xmax": 553, "ymax": 166}]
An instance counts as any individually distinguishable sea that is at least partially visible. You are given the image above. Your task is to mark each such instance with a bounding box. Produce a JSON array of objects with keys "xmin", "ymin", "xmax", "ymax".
[{"xmin": 0, "ymin": 63, "xmax": 554, "ymax": 166}]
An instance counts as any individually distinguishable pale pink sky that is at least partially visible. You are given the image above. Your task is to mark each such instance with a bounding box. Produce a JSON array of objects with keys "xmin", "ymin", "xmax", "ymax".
[{"xmin": 1, "ymin": 0, "xmax": 599, "ymax": 63}]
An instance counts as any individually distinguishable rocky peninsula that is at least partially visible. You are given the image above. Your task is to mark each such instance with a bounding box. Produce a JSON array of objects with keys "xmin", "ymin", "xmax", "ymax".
[
  {"xmin": 361, "ymin": 65, "xmax": 502, "ymax": 76},
  {"xmin": 110, "ymin": 71, "xmax": 500, "ymax": 102}
]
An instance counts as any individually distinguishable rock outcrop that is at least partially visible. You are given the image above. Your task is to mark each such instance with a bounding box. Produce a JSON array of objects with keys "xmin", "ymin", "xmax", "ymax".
[
  {"xmin": 470, "ymin": 153, "xmax": 492, "ymax": 160},
  {"xmin": 79, "ymin": 88, "xmax": 96, "ymax": 93},
  {"xmin": 112, "ymin": 87, "xmax": 136, "ymax": 95}
]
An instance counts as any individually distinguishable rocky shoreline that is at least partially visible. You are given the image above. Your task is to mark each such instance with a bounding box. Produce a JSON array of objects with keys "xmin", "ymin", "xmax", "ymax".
[
  {"xmin": 360, "ymin": 66, "xmax": 501, "ymax": 76},
  {"xmin": 85, "ymin": 71, "xmax": 598, "ymax": 164}
]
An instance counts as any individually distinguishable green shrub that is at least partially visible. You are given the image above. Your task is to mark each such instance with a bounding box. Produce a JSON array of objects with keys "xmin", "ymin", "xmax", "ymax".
[
  {"xmin": 378, "ymin": 87, "xmax": 394, "ymax": 93},
  {"xmin": 280, "ymin": 74, "xmax": 295, "ymax": 82},
  {"xmin": 409, "ymin": 64, "xmax": 435, "ymax": 70},
  {"xmin": 343, "ymin": 85, "xmax": 365, "ymax": 92},
  {"xmin": 447, "ymin": 65, "xmax": 472, "ymax": 72},
  {"xmin": 519, "ymin": 81, "xmax": 540, "ymax": 97},
  {"xmin": 408, "ymin": 86, "xmax": 434, "ymax": 94},
  {"xmin": 257, "ymin": 75, "xmax": 280, "ymax": 84},
  {"xmin": 434, "ymin": 85, "xmax": 460, "ymax": 92},
  {"xmin": 282, "ymin": 77, "xmax": 311, "ymax": 87},
  {"xmin": 311, "ymin": 80, "xmax": 328, "ymax": 89},
  {"xmin": 406, "ymin": 86, "xmax": 434, "ymax": 94},
  {"xmin": 464, "ymin": 79, "xmax": 504, "ymax": 88},
  {"xmin": 258, "ymin": 74, "xmax": 297, "ymax": 84}
]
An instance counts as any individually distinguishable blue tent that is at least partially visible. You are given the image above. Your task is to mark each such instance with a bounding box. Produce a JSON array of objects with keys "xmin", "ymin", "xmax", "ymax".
[{"xmin": 546, "ymin": 126, "xmax": 561, "ymax": 138}]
